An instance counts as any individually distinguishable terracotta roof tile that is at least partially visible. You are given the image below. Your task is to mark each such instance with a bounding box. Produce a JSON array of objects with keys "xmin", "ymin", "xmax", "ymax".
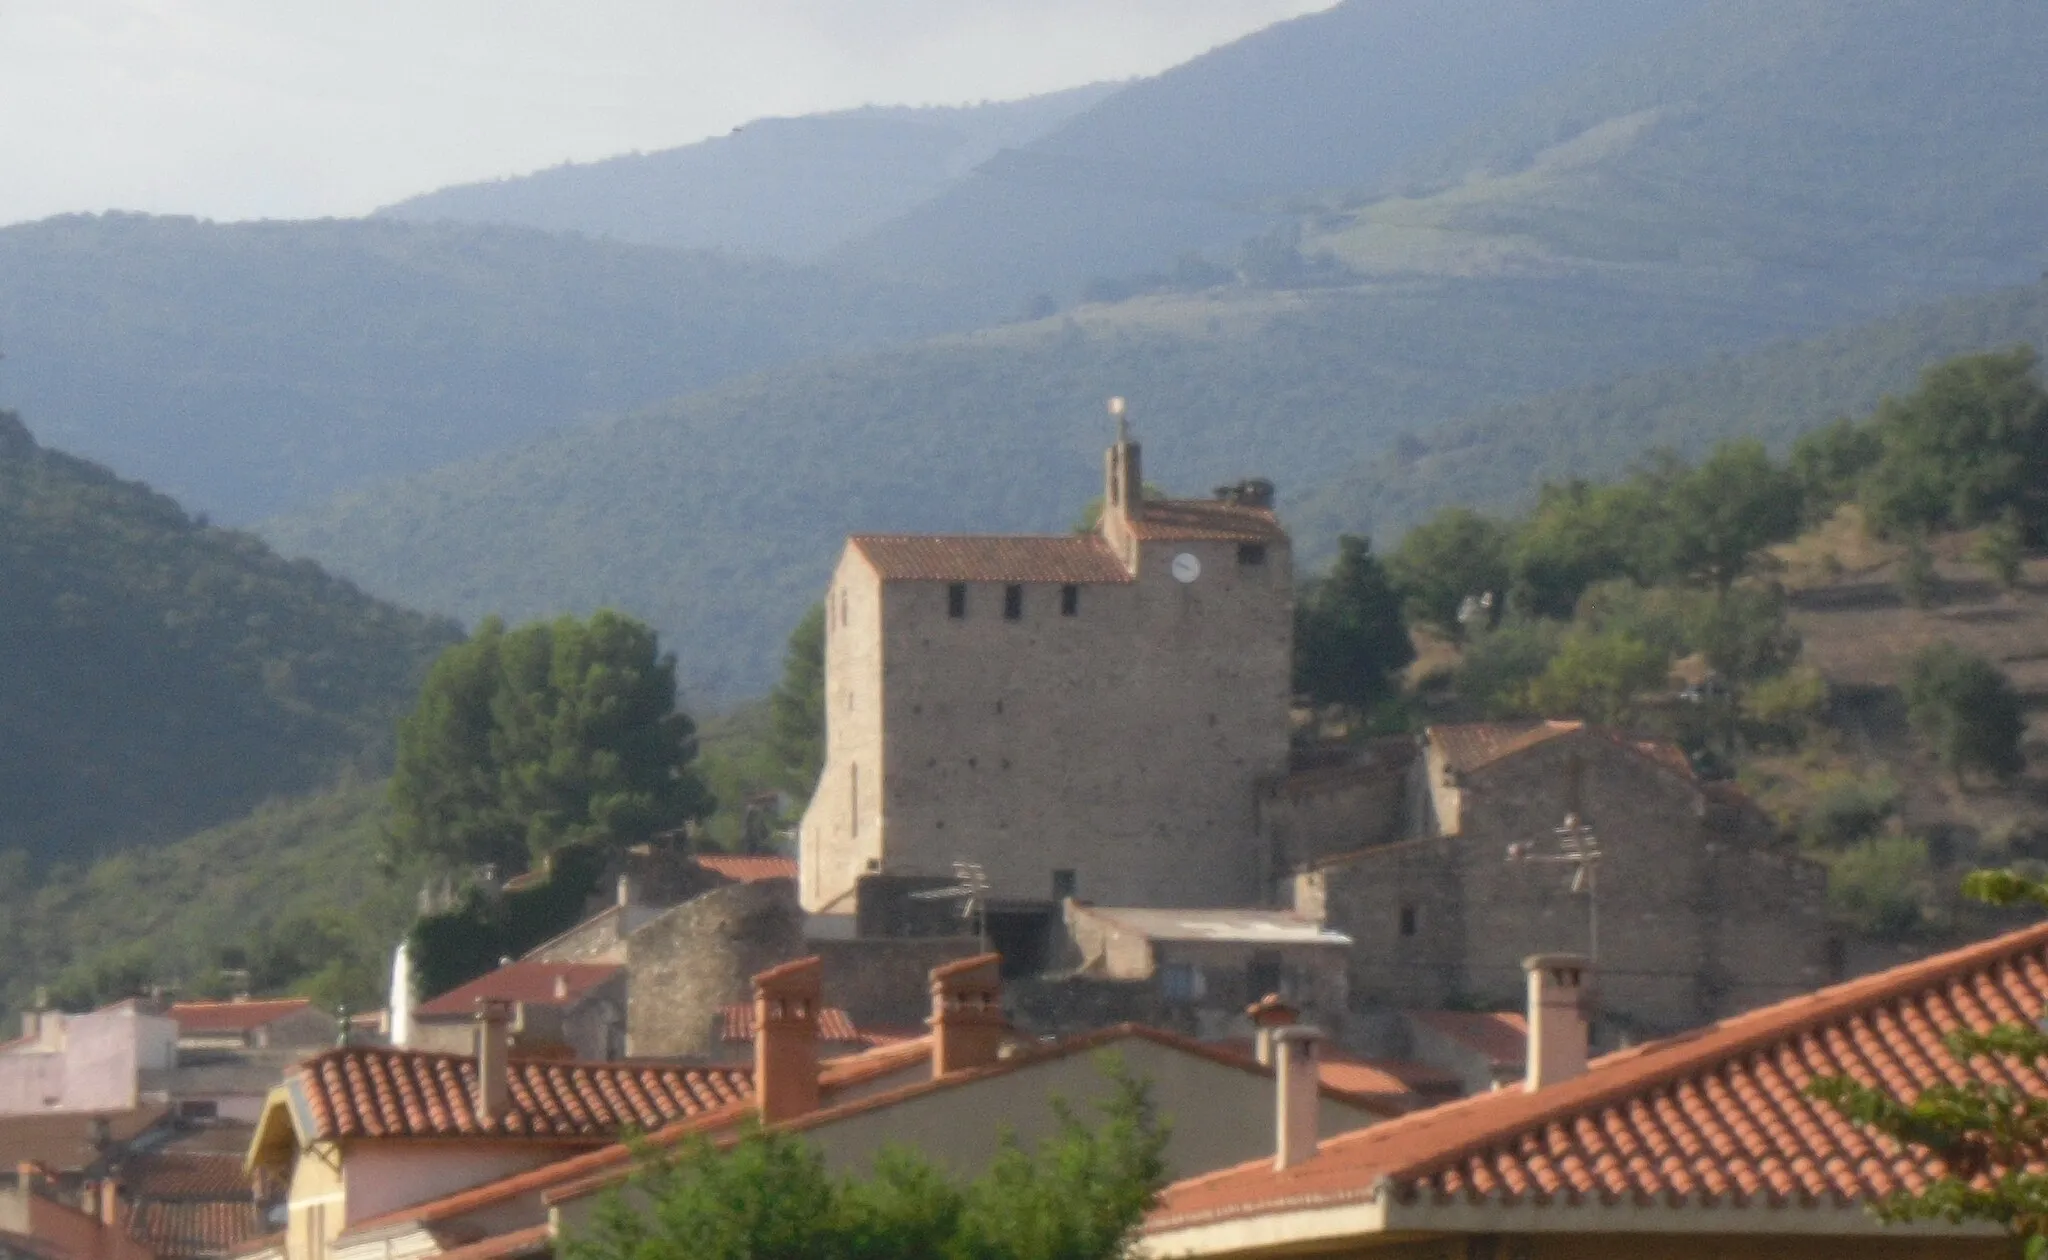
[
  {"xmin": 293, "ymin": 1046, "xmax": 750, "ymax": 1142},
  {"xmin": 167, "ymin": 1000, "xmax": 316, "ymax": 1036},
  {"xmin": 1126, "ymin": 500, "xmax": 1288, "ymax": 543},
  {"xmin": 1407, "ymin": 1011, "xmax": 1527, "ymax": 1070},
  {"xmin": 1147, "ymin": 918, "xmax": 2048, "ymax": 1234},
  {"xmin": 691, "ymin": 855, "xmax": 799, "ymax": 884},
  {"xmin": 415, "ymin": 964, "xmax": 621, "ymax": 1019},
  {"xmin": 849, "ymin": 535, "xmax": 1133, "ymax": 584},
  {"xmin": 1429, "ymin": 721, "xmax": 1586, "ymax": 773},
  {"xmin": 126, "ymin": 1152, "xmax": 251, "ymax": 1199},
  {"xmin": 719, "ymin": 1005, "xmax": 859, "ymax": 1043},
  {"xmin": 126, "ymin": 1201, "xmax": 268, "ymax": 1259}
]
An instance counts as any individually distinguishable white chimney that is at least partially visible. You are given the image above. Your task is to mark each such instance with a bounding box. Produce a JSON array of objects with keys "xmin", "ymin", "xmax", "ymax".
[
  {"xmin": 1523, "ymin": 953, "xmax": 1590, "ymax": 1092},
  {"xmin": 1272, "ymin": 1025, "xmax": 1322, "ymax": 1171},
  {"xmin": 616, "ymin": 871, "xmax": 636, "ymax": 908}
]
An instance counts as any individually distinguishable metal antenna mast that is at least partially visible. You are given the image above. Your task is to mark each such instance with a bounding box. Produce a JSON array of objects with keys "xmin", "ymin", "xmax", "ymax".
[
  {"xmin": 1507, "ymin": 813, "xmax": 1603, "ymax": 965},
  {"xmin": 909, "ymin": 861, "xmax": 991, "ymax": 953}
]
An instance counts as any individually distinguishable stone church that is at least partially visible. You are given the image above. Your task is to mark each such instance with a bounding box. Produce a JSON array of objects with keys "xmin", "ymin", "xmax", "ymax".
[{"xmin": 798, "ymin": 420, "xmax": 1293, "ymax": 927}]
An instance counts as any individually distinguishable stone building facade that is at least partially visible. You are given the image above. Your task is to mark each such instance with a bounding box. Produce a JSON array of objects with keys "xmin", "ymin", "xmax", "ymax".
[
  {"xmin": 1296, "ymin": 722, "xmax": 1833, "ymax": 1035},
  {"xmin": 798, "ymin": 426, "xmax": 1293, "ymax": 918}
]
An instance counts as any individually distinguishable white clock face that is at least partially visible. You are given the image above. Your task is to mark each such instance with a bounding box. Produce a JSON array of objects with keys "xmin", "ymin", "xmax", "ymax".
[{"xmin": 1171, "ymin": 552, "xmax": 1202, "ymax": 583}]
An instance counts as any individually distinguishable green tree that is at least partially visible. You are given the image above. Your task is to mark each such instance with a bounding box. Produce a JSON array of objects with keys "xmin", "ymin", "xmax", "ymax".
[
  {"xmin": 1810, "ymin": 868, "xmax": 2048, "ymax": 1254},
  {"xmin": 1521, "ymin": 627, "xmax": 1668, "ymax": 724},
  {"xmin": 1508, "ymin": 479, "xmax": 1663, "ymax": 619},
  {"xmin": 768, "ymin": 603, "xmax": 827, "ymax": 802},
  {"xmin": 1902, "ymin": 643, "xmax": 2027, "ymax": 784},
  {"xmin": 1788, "ymin": 417, "xmax": 1882, "ymax": 523},
  {"xmin": 1653, "ymin": 440, "xmax": 1804, "ymax": 590},
  {"xmin": 1898, "ymin": 533, "xmax": 1938, "ymax": 608},
  {"xmin": 1977, "ymin": 509, "xmax": 2027, "ymax": 591},
  {"xmin": 388, "ymin": 611, "xmax": 712, "ymax": 873},
  {"xmin": 1863, "ymin": 347, "xmax": 2048, "ymax": 542},
  {"xmin": 1388, "ymin": 508, "xmax": 1513, "ymax": 640},
  {"xmin": 1455, "ymin": 619, "xmax": 1564, "ymax": 717},
  {"xmin": 565, "ymin": 1064, "xmax": 1167, "ymax": 1260},
  {"xmin": 1293, "ymin": 535, "xmax": 1416, "ymax": 713}
]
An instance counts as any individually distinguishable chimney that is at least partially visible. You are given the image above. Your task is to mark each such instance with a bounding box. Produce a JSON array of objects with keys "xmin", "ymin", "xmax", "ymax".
[
  {"xmin": 928, "ymin": 953, "xmax": 1006, "ymax": 1078},
  {"xmin": 99, "ymin": 1179, "xmax": 121, "ymax": 1228},
  {"xmin": 1523, "ymin": 954, "xmax": 1590, "ymax": 1092},
  {"xmin": 553, "ymin": 973, "xmax": 570, "ymax": 1002},
  {"xmin": 473, "ymin": 998, "xmax": 512, "ymax": 1122},
  {"xmin": 616, "ymin": 871, "xmax": 636, "ymax": 908},
  {"xmin": 1272, "ymin": 1025, "xmax": 1322, "ymax": 1171},
  {"xmin": 1245, "ymin": 993, "xmax": 1299, "ymax": 1067},
  {"xmin": 753, "ymin": 956, "xmax": 823, "ymax": 1124}
]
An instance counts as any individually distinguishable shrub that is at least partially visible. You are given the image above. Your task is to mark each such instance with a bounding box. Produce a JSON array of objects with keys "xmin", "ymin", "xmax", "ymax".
[
  {"xmin": 1827, "ymin": 835, "xmax": 1932, "ymax": 940},
  {"xmin": 1902, "ymin": 643, "xmax": 2028, "ymax": 784},
  {"xmin": 1743, "ymin": 666, "xmax": 1828, "ymax": 747},
  {"xmin": 1799, "ymin": 772, "xmax": 1898, "ymax": 850}
]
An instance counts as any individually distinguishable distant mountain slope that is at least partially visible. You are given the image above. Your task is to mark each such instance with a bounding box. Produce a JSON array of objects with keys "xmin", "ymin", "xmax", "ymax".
[
  {"xmin": 374, "ymin": 85, "xmax": 1121, "ymax": 260},
  {"xmin": 262, "ymin": 275, "xmax": 1816, "ymax": 701},
  {"xmin": 0, "ymin": 413, "xmax": 459, "ymax": 861},
  {"xmin": 1309, "ymin": 0, "xmax": 2048, "ymax": 305},
  {"xmin": 0, "ymin": 214, "xmax": 952, "ymax": 521},
  {"xmin": 1291, "ymin": 280, "xmax": 2048, "ymax": 548},
  {"xmin": 828, "ymin": 0, "xmax": 1703, "ymax": 309}
]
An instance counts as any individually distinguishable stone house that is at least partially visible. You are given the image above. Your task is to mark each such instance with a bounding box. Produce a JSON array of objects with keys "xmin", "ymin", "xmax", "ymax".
[
  {"xmin": 799, "ymin": 420, "xmax": 1294, "ymax": 931},
  {"xmin": 406, "ymin": 963, "xmax": 625, "ymax": 1062},
  {"xmin": 1295, "ymin": 721, "xmax": 1833, "ymax": 1035}
]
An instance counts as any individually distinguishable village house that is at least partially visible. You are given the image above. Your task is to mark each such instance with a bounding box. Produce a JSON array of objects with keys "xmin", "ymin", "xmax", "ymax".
[
  {"xmin": 404, "ymin": 964, "xmax": 624, "ymax": 1063},
  {"xmin": 1137, "ymin": 921, "xmax": 2048, "ymax": 1259},
  {"xmin": 799, "ymin": 416, "xmax": 1295, "ymax": 936},
  {"xmin": 1297, "ymin": 720, "xmax": 1835, "ymax": 1036}
]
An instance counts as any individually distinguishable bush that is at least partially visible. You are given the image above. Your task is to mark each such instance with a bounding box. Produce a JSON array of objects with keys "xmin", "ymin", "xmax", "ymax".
[
  {"xmin": 1827, "ymin": 834, "xmax": 1932, "ymax": 940},
  {"xmin": 1521, "ymin": 627, "xmax": 1669, "ymax": 724},
  {"xmin": 1902, "ymin": 643, "xmax": 2028, "ymax": 784},
  {"xmin": 1897, "ymin": 535, "xmax": 1937, "ymax": 608},
  {"xmin": 1799, "ymin": 772, "xmax": 1898, "ymax": 850},
  {"xmin": 1743, "ymin": 666, "xmax": 1828, "ymax": 747},
  {"xmin": 1974, "ymin": 509, "xmax": 2026, "ymax": 590},
  {"xmin": 1455, "ymin": 619, "xmax": 1564, "ymax": 716}
]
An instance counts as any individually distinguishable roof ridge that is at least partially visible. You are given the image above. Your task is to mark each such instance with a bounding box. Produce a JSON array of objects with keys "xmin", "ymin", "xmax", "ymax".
[{"xmin": 1290, "ymin": 916, "xmax": 2048, "ymax": 1191}]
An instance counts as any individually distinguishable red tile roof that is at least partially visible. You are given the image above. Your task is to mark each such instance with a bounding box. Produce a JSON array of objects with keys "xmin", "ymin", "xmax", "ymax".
[
  {"xmin": 1428, "ymin": 721, "xmax": 1700, "ymax": 784},
  {"xmin": 126, "ymin": 1201, "xmax": 269, "ymax": 1260},
  {"xmin": 415, "ymin": 964, "xmax": 621, "ymax": 1019},
  {"xmin": 292, "ymin": 1046, "xmax": 750, "ymax": 1141},
  {"xmin": 1407, "ymin": 1010, "xmax": 1527, "ymax": 1070},
  {"xmin": 692, "ymin": 855, "xmax": 799, "ymax": 884},
  {"xmin": 1149, "ymin": 918, "xmax": 2048, "ymax": 1236},
  {"xmin": 127, "ymin": 1151, "xmax": 251, "ymax": 1199},
  {"xmin": 1126, "ymin": 499, "xmax": 1287, "ymax": 543},
  {"xmin": 849, "ymin": 535, "xmax": 1133, "ymax": 584},
  {"xmin": 719, "ymin": 1004, "xmax": 859, "ymax": 1043},
  {"xmin": 167, "ymin": 1000, "xmax": 315, "ymax": 1036}
]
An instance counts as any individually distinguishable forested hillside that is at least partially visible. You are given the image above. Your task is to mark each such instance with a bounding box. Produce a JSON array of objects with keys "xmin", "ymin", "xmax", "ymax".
[
  {"xmin": 830, "ymin": 0, "xmax": 1703, "ymax": 310},
  {"xmin": 0, "ymin": 214, "xmax": 953, "ymax": 520},
  {"xmin": 1294, "ymin": 280, "xmax": 2048, "ymax": 549},
  {"xmin": 0, "ymin": 413, "xmax": 459, "ymax": 860},
  {"xmin": 375, "ymin": 84, "xmax": 1120, "ymax": 260}
]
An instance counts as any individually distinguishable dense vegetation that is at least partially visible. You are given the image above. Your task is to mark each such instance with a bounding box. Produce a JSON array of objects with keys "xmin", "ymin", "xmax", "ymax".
[
  {"xmin": 0, "ymin": 214, "xmax": 954, "ymax": 521},
  {"xmin": 567, "ymin": 1068, "xmax": 1166, "ymax": 1260},
  {"xmin": 376, "ymin": 87, "xmax": 1118, "ymax": 261},
  {"xmin": 0, "ymin": 412, "xmax": 459, "ymax": 861}
]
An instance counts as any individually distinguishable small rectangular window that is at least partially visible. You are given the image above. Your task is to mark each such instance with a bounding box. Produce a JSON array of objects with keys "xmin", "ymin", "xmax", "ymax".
[
  {"xmin": 1060, "ymin": 584, "xmax": 1079, "ymax": 616},
  {"xmin": 1003, "ymin": 584, "xmax": 1023, "ymax": 620},
  {"xmin": 1051, "ymin": 869, "xmax": 1077, "ymax": 900},
  {"xmin": 947, "ymin": 583, "xmax": 966, "ymax": 618},
  {"xmin": 1399, "ymin": 904, "xmax": 1418, "ymax": 937},
  {"xmin": 1161, "ymin": 962, "xmax": 1206, "ymax": 1004},
  {"xmin": 1237, "ymin": 543, "xmax": 1267, "ymax": 566}
]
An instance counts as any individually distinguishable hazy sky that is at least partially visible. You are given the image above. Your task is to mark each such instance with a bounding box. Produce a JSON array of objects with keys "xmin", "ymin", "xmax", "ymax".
[{"xmin": 0, "ymin": 1, "xmax": 1333, "ymax": 227}]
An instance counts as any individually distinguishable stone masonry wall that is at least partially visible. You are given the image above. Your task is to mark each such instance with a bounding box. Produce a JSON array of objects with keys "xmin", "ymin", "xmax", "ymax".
[{"xmin": 625, "ymin": 880, "xmax": 804, "ymax": 1057}]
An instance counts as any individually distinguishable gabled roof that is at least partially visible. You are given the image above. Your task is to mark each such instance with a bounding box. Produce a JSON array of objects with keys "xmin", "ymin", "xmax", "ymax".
[
  {"xmin": 719, "ymin": 1004, "xmax": 860, "ymax": 1043},
  {"xmin": 168, "ymin": 1000, "xmax": 318, "ymax": 1036},
  {"xmin": 415, "ymin": 963, "xmax": 622, "ymax": 1019},
  {"xmin": 848, "ymin": 535, "xmax": 1134, "ymax": 584},
  {"xmin": 1428, "ymin": 721, "xmax": 1696, "ymax": 784},
  {"xmin": 285, "ymin": 1046, "xmax": 750, "ymax": 1142},
  {"xmin": 692, "ymin": 854, "xmax": 799, "ymax": 884},
  {"xmin": 1146, "ymin": 918, "xmax": 2048, "ymax": 1239},
  {"xmin": 127, "ymin": 1150, "xmax": 252, "ymax": 1198},
  {"xmin": 126, "ymin": 1201, "xmax": 268, "ymax": 1260},
  {"xmin": 1126, "ymin": 499, "xmax": 1287, "ymax": 544}
]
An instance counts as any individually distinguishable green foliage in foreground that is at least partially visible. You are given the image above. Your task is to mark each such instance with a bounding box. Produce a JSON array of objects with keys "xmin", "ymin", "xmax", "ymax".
[
  {"xmin": 566, "ymin": 1064, "xmax": 1167, "ymax": 1260},
  {"xmin": 1812, "ymin": 869, "xmax": 2048, "ymax": 1255},
  {"xmin": 0, "ymin": 411, "xmax": 460, "ymax": 863},
  {"xmin": 1903, "ymin": 644, "xmax": 2028, "ymax": 785},
  {"xmin": 388, "ymin": 612, "xmax": 713, "ymax": 874},
  {"xmin": 0, "ymin": 782, "xmax": 414, "ymax": 1017}
]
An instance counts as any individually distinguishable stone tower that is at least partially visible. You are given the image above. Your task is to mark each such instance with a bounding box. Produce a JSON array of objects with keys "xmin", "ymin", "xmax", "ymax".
[{"xmin": 798, "ymin": 418, "xmax": 1293, "ymax": 922}]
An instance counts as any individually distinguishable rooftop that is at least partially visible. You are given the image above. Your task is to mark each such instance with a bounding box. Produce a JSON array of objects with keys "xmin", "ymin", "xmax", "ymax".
[
  {"xmin": 849, "ymin": 534, "xmax": 1134, "ymax": 584},
  {"xmin": 414, "ymin": 963, "xmax": 621, "ymax": 1019},
  {"xmin": 1406, "ymin": 1010, "xmax": 1528, "ymax": 1070},
  {"xmin": 719, "ymin": 1004, "xmax": 859, "ymax": 1044},
  {"xmin": 288, "ymin": 1046, "xmax": 750, "ymax": 1141},
  {"xmin": 1147, "ymin": 917, "xmax": 2048, "ymax": 1237},
  {"xmin": 1428, "ymin": 721, "xmax": 1697, "ymax": 782},
  {"xmin": 167, "ymin": 1000, "xmax": 318, "ymax": 1037},
  {"xmin": 1074, "ymin": 905, "xmax": 1353, "ymax": 947},
  {"xmin": 1125, "ymin": 498, "xmax": 1288, "ymax": 544},
  {"xmin": 692, "ymin": 854, "xmax": 799, "ymax": 884},
  {"xmin": 126, "ymin": 1201, "xmax": 268, "ymax": 1260}
]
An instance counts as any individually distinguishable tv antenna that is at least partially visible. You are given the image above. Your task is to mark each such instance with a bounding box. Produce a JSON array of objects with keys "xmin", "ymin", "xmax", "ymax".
[
  {"xmin": 1507, "ymin": 813, "xmax": 1603, "ymax": 964},
  {"xmin": 909, "ymin": 860, "xmax": 991, "ymax": 952}
]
